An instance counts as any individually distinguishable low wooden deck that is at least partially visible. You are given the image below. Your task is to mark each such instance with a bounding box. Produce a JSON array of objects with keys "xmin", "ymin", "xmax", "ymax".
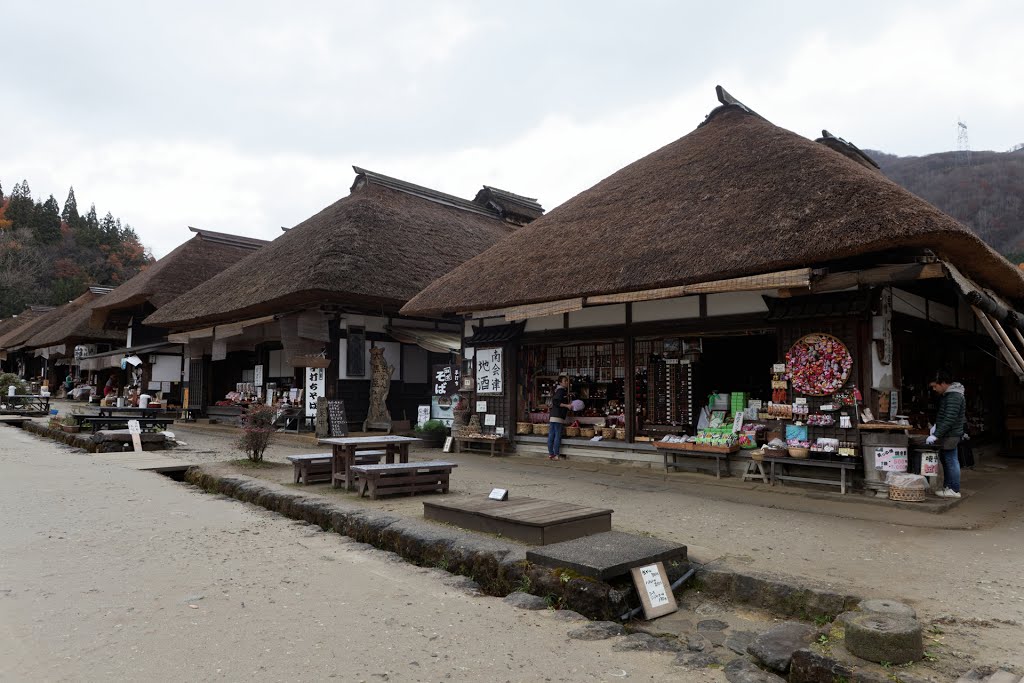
[{"xmin": 423, "ymin": 495, "xmax": 612, "ymax": 545}]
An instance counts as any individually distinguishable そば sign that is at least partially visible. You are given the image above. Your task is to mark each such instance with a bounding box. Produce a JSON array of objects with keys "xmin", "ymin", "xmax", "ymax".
[{"xmin": 432, "ymin": 364, "xmax": 460, "ymax": 397}]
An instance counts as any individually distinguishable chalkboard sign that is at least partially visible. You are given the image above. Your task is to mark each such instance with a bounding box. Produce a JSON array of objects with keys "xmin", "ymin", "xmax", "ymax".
[{"xmin": 327, "ymin": 399, "xmax": 348, "ymax": 437}]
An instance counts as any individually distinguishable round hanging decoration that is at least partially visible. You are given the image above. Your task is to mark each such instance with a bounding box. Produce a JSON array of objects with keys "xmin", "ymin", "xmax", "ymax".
[{"xmin": 785, "ymin": 333, "xmax": 853, "ymax": 396}]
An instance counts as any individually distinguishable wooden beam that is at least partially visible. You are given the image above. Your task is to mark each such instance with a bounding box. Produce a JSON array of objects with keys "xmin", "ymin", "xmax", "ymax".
[
  {"xmin": 987, "ymin": 313, "xmax": 1024, "ymax": 375},
  {"xmin": 807, "ymin": 263, "xmax": 945, "ymax": 293},
  {"xmin": 971, "ymin": 306, "xmax": 1024, "ymax": 381},
  {"xmin": 585, "ymin": 268, "xmax": 813, "ymax": 305}
]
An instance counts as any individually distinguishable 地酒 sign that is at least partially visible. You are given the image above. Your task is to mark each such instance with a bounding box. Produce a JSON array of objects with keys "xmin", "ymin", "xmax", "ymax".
[{"xmin": 475, "ymin": 348, "xmax": 503, "ymax": 395}]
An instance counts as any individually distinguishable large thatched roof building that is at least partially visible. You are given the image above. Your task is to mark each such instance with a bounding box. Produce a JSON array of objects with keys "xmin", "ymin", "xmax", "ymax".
[
  {"xmin": 402, "ymin": 92, "xmax": 1024, "ymax": 318},
  {"xmin": 90, "ymin": 227, "xmax": 268, "ymax": 328},
  {"xmin": 145, "ymin": 168, "xmax": 541, "ymax": 330},
  {"xmin": 23, "ymin": 288, "xmax": 123, "ymax": 350}
]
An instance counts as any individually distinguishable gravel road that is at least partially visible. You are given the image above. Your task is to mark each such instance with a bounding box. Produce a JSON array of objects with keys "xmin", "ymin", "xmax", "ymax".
[{"xmin": 0, "ymin": 426, "xmax": 711, "ymax": 682}]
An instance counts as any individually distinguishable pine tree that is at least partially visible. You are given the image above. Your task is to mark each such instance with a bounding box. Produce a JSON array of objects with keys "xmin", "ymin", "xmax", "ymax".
[
  {"xmin": 5, "ymin": 180, "xmax": 35, "ymax": 229},
  {"xmin": 31, "ymin": 194, "xmax": 62, "ymax": 243},
  {"xmin": 62, "ymin": 186, "xmax": 80, "ymax": 224}
]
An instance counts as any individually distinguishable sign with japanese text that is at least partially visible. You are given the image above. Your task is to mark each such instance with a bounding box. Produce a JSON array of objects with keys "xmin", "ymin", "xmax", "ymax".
[
  {"xmin": 475, "ymin": 347, "xmax": 503, "ymax": 395},
  {"xmin": 432, "ymin": 364, "xmax": 460, "ymax": 397},
  {"xmin": 630, "ymin": 562, "xmax": 678, "ymax": 619},
  {"xmin": 874, "ymin": 446, "xmax": 908, "ymax": 472},
  {"xmin": 305, "ymin": 367, "xmax": 325, "ymax": 418}
]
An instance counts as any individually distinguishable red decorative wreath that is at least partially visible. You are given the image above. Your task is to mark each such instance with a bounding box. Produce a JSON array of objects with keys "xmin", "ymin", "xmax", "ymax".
[{"xmin": 785, "ymin": 334, "xmax": 853, "ymax": 396}]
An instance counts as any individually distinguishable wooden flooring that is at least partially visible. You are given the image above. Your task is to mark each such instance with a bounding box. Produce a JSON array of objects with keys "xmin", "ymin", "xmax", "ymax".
[{"xmin": 423, "ymin": 495, "xmax": 612, "ymax": 545}]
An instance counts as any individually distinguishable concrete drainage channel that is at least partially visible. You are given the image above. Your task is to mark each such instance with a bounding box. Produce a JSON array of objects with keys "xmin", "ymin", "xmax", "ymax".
[{"xmin": 178, "ymin": 466, "xmax": 1018, "ymax": 682}]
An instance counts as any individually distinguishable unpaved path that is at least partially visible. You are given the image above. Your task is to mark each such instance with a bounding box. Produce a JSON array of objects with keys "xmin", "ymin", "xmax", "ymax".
[
  {"xmin": 0, "ymin": 426, "xmax": 709, "ymax": 682},
  {"xmin": 164, "ymin": 423, "xmax": 1024, "ymax": 670}
]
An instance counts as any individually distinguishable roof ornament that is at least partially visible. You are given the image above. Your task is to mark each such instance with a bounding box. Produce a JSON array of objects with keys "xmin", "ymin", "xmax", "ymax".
[{"xmin": 715, "ymin": 85, "xmax": 766, "ymax": 121}]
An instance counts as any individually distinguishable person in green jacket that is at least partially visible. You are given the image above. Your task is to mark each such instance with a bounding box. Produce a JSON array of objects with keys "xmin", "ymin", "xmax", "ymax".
[{"xmin": 926, "ymin": 369, "xmax": 966, "ymax": 498}]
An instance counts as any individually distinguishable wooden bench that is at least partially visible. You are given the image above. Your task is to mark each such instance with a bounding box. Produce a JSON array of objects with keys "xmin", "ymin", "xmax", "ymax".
[
  {"xmin": 662, "ymin": 448, "xmax": 732, "ymax": 478},
  {"xmin": 455, "ymin": 436, "xmax": 509, "ymax": 457},
  {"xmin": 287, "ymin": 450, "xmax": 384, "ymax": 485},
  {"xmin": 79, "ymin": 416, "xmax": 174, "ymax": 432},
  {"xmin": 350, "ymin": 460, "xmax": 457, "ymax": 500},
  {"xmin": 763, "ymin": 456, "xmax": 858, "ymax": 494}
]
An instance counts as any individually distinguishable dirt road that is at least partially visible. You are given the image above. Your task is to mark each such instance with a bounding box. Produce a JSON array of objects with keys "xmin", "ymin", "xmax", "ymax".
[{"xmin": 0, "ymin": 426, "xmax": 707, "ymax": 682}]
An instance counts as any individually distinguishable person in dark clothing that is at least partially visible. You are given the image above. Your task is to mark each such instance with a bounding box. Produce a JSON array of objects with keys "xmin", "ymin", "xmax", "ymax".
[
  {"xmin": 547, "ymin": 375, "xmax": 572, "ymax": 460},
  {"xmin": 926, "ymin": 369, "xmax": 966, "ymax": 498}
]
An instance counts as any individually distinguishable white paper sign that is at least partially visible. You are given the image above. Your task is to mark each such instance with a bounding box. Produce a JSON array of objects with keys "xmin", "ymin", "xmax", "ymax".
[
  {"xmin": 732, "ymin": 411, "xmax": 745, "ymax": 434},
  {"xmin": 488, "ymin": 488, "xmax": 508, "ymax": 501},
  {"xmin": 476, "ymin": 400, "xmax": 487, "ymax": 412},
  {"xmin": 920, "ymin": 451, "xmax": 939, "ymax": 477},
  {"xmin": 305, "ymin": 367, "xmax": 325, "ymax": 417},
  {"xmin": 874, "ymin": 446, "xmax": 908, "ymax": 472},
  {"xmin": 417, "ymin": 405, "xmax": 430, "ymax": 426},
  {"xmin": 254, "ymin": 364, "xmax": 264, "ymax": 387},
  {"xmin": 773, "ymin": 363, "xmax": 786, "ymax": 373},
  {"xmin": 495, "ymin": 426, "xmax": 505, "ymax": 436},
  {"xmin": 127, "ymin": 419, "xmax": 142, "ymax": 435},
  {"xmin": 475, "ymin": 347, "xmax": 503, "ymax": 395},
  {"xmin": 484, "ymin": 413, "xmax": 496, "ymax": 426},
  {"xmin": 638, "ymin": 564, "xmax": 670, "ymax": 607}
]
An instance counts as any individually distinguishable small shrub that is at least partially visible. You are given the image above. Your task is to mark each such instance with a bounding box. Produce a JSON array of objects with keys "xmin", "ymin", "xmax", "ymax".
[
  {"xmin": 0, "ymin": 373, "xmax": 28, "ymax": 396},
  {"xmin": 414, "ymin": 419, "xmax": 448, "ymax": 435},
  {"xmin": 60, "ymin": 413, "xmax": 78, "ymax": 426},
  {"xmin": 236, "ymin": 404, "xmax": 276, "ymax": 462}
]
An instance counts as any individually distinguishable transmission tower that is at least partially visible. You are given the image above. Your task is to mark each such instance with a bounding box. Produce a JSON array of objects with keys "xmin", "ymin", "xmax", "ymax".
[{"xmin": 956, "ymin": 119, "xmax": 971, "ymax": 166}]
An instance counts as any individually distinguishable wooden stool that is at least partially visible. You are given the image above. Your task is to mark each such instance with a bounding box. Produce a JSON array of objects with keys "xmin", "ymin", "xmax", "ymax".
[{"xmin": 742, "ymin": 458, "xmax": 769, "ymax": 484}]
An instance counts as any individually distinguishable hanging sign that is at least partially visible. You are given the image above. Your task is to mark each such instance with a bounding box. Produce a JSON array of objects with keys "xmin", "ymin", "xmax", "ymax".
[
  {"xmin": 305, "ymin": 367, "xmax": 325, "ymax": 418},
  {"xmin": 475, "ymin": 347, "xmax": 503, "ymax": 395},
  {"xmin": 432, "ymin": 364, "xmax": 460, "ymax": 396},
  {"xmin": 920, "ymin": 451, "xmax": 939, "ymax": 476},
  {"xmin": 254, "ymin": 364, "xmax": 264, "ymax": 387}
]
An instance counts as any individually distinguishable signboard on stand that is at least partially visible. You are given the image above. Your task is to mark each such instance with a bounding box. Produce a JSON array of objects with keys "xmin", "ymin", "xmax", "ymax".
[{"xmin": 305, "ymin": 367, "xmax": 325, "ymax": 418}]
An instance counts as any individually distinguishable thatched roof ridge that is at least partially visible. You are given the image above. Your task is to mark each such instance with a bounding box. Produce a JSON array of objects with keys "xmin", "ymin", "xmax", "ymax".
[
  {"xmin": 474, "ymin": 186, "xmax": 544, "ymax": 223},
  {"xmin": 23, "ymin": 291, "xmax": 124, "ymax": 349},
  {"xmin": 816, "ymin": 130, "xmax": 879, "ymax": 171},
  {"xmin": 90, "ymin": 228, "xmax": 268, "ymax": 325},
  {"xmin": 0, "ymin": 307, "xmax": 51, "ymax": 340},
  {"xmin": 402, "ymin": 101, "xmax": 1024, "ymax": 317},
  {"xmin": 0, "ymin": 307, "xmax": 60, "ymax": 351},
  {"xmin": 144, "ymin": 171, "xmax": 528, "ymax": 330}
]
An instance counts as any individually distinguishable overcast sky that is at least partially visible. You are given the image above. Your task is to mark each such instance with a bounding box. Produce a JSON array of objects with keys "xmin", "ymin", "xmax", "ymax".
[{"xmin": 1, "ymin": 0, "xmax": 1021, "ymax": 258}]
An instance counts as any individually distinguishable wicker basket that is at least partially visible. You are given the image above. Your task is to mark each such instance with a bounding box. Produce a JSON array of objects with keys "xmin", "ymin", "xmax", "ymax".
[
  {"xmin": 751, "ymin": 449, "xmax": 765, "ymax": 462},
  {"xmin": 579, "ymin": 427, "xmax": 596, "ymax": 438},
  {"xmin": 516, "ymin": 422, "xmax": 533, "ymax": 435},
  {"xmin": 601, "ymin": 427, "xmax": 616, "ymax": 439},
  {"xmin": 615, "ymin": 427, "xmax": 626, "ymax": 440},
  {"xmin": 889, "ymin": 485, "xmax": 926, "ymax": 502},
  {"xmin": 533, "ymin": 423, "xmax": 550, "ymax": 436},
  {"xmin": 564, "ymin": 426, "xmax": 580, "ymax": 438},
  {"xmin": 788, "ymin": 447, "xmax": 810, "ymax": 459}
]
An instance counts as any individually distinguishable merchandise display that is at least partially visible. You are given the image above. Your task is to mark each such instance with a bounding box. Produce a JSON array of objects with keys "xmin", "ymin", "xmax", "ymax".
[{"xmin": 785, "ymin": 334, "xmax": 853, "ymax": 396}]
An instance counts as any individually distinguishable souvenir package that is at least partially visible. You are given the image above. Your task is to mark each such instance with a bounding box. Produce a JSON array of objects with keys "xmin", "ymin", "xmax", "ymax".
[
  {"xmin": 807, "ymin": 413, "xmax": 835, "ymax": 426},
  {"xmin": 785, "ymin": 334, "xmax": 853, "ymax": 396}
]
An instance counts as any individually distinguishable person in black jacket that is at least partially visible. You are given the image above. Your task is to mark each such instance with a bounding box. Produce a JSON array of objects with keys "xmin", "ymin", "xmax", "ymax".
[
  {"xmin": 547, "ymin": 375, "xmax": 571, "ymax": 460},
  {"xmin": 926, "ymin": 369, "xmax": 966, "ymax": 498}
]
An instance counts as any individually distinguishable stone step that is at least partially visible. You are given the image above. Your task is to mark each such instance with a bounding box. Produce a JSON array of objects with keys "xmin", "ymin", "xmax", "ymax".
[{"xmin": 957, "ymin": 670, "xmax": 1023, "ymax": 683}]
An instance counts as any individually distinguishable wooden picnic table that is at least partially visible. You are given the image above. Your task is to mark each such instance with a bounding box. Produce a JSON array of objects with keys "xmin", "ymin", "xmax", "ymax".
[
  {"xmin": 79, "ymin": 416, "xmax": 174, "ymax": 432},
  {"xmin": 350, "ymin": 460, "xmax": 457, "ymax": 499},
  {"xmin": 1, "ymin": 394, "xmax": 51, "ymax": 415},
  {"xmin": 96, "ymin": 406, "xmax": 171, "ymax": 419},
  {"xmin": 319, "ymin": 435, "xmax": 421, "ymax": 492}
]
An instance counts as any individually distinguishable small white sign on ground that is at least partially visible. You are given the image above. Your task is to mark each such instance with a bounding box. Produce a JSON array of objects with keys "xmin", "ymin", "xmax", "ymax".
[{"xmin": 630, "ymin": 561, "xmax": 678, "ymax": 620}]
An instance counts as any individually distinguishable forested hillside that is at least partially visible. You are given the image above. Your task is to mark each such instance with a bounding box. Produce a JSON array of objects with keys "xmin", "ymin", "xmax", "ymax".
[
  {"xmin": 0, "ymin": 181, "xmax": 153, "ymax": 317},
  {"xmin": 868, "ymin": 147, "xmax": 1024, "ymax": 260}
]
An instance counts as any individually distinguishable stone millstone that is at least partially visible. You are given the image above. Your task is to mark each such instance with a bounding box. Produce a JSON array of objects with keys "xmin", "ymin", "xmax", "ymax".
[
  {"xmin": 859, "ymin": 598, "xmax": 917, "ymax": 620},
  {"xmin": 844, "ymin": 613, "xmax": 923, "ymax": 664}
]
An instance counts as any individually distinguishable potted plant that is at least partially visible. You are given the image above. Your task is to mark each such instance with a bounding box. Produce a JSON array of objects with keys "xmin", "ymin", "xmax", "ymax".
[
  {"xmin": 414, "ymin": 419, "xmax": 448, "ymax": 448},
  {"xmin": 60, "ymin": 413, "xmax": 81, "ymax": 433}
]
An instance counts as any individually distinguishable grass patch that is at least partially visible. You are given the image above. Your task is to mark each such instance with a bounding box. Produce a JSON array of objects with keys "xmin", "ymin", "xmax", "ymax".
[{"xmin": 228, "ymin": 458, "xmax": 277, "ymax": 469}]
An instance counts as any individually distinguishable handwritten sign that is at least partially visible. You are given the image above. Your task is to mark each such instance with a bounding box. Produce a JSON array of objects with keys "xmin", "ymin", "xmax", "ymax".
[
  {"xmin": 127, "ymin": 419, "xmax": 143, "ymax": 452},
  {"xmin": 732, "ymin": 411, "xmax": 745, "ymax": 434},
  {"xmin": 327, "ymin": 399, "xmax": 348, "ymax": 437},
  {"xmin": 475, "ymin": 347, "xmax": 503, "ymax": 395},
  {"xmin": 305, "ymin": 367, "xmax": 325, "ymax": 418},
  {"xmin": 442, "ymin": 436, "xmax": 454, "ymax": 452},
  {"xmin": 254, "ymin": 364, "xmax": 264, "ymax": 387},
  {"xmin": 874, "ymin": 446, "xmax": 908, "ymax": 472},
  {"xmin": 432, "ymin": 364, "xmax": 460, "ymax": 397},
  {"xmin": 417, "ymin": 404, "xmax": 430, "ymax": 427},
  {"xmin": 920, "ymin": 451, "xmax": 939, "ymax": 477},
  {"xmin": 484, "ymin": 414, "xmax": 496, "ymax": 426},
  {"xmin": 476, "ymin": 400, "xmax": 487, "ymax": 413},
  {"xmin": 630, "ymin": 562, "xmax": 678, "ymax": 619}
]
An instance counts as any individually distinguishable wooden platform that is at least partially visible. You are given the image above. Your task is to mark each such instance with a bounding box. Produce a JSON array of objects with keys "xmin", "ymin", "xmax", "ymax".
[
  {"xmin": 423, "ymin": 495, "xmax": 612, "ymax": 545},
  {"xmin": 91, "ymin": 451, "xmax": 196, "ymax": 474}
]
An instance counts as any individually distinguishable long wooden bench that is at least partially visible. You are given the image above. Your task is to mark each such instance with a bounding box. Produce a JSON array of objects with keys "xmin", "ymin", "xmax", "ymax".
[
  {"xmin": 287, "ymin": 451, "xmax": 384, "ymax": 485},
  {"xmin": 455, "ymin": 436, "xmax": 509, "ymax": 457},
  {"xmin": 79, "ymin": 416, "xmax": 174, "ymax": 432},
  {"xmin": 350, "ymin": 460, "xmax": 457, "ymax": 500},
  {"xmin": 662, "ymin": 448, "xmax": 733, "ymax": 478},
  {"xmin": 763, "ymin": 456, "xmax": 858, "ymax": 494}
]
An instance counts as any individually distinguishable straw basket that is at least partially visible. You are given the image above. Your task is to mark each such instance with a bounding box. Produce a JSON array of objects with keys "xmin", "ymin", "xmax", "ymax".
[
  {"xmin": 889, "ymin": 485, "xmax": 925, "ymax": 502},
  {"xmin": 751, "ymin": 448, "xmax": 765, "ymax": 462},
  {"xmin": 788, "ymin": 447, "xmax": 810, "ymax": 459},
  {"xmin": 615, "ymin": 427, "xmax": 626, "ymax": 440},
  {"xmin": 533, "ymin": 423, "xmax": 550, "ymax": 436},
  {"xmin": 564, "ymin": 426, "xmax": 580, "ymax": 438},
  {"xmin": 601, "ymin": 427, "xmax": 616, "ymax": 439},
  {"xmin": 579, "ymin": 427, "xmax": 596, "ymax": 438},
  {"xmin": 516, "ymin": 422, "xmax": 532, "ymax": 435}
]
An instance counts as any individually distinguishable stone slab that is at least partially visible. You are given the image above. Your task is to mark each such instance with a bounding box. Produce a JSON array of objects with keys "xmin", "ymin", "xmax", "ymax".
[{"xmin": 526, "ymin": 530, "xmax": 686, "ymax": 581}]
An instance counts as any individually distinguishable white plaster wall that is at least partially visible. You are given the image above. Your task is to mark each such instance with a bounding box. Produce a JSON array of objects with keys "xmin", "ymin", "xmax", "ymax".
[
  {"xmin": 568, "ymin": 304, "xmax": 626, "ymax": 329},
  {"xmin": 631, "ymin": 296, "xmax": 700, "ymax": 323},
  {"xmin": 706, "ymin": 291, "xmax": 770, "ymax": 316},
  {"xmin": 524, "ymin": 314, "xmax": 564, "ymax": 332}
]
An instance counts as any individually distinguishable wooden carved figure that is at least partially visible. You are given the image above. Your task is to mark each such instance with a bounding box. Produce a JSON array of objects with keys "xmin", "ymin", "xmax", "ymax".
[{"xmin": 364, "ymin": 347, "xmax": 394, "ymax": 430}]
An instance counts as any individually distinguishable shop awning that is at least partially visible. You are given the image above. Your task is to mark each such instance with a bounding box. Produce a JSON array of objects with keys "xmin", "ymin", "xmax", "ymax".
[
  {"xmin": 387, "ymin": 326, "xmax": 462, "ymax": 354},
  {"xmin": 81, "ymin": 341, "xmax": 184, "ymax": 360},
  {"xmin": 945, "ymin": 262, "xmax": 1024, "ymax": 382},
  {"xmin": 464, "ymin": 322, "xmax": 525, "ymax": 346}
]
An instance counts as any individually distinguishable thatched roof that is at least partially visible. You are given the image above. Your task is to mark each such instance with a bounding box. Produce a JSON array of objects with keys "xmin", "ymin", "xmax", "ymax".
[
  {"xmin": 144, "ymin": 168, "xmax": 540, "ymax": 329},
  {"xmin": 90, "ymin": 227, "xmax": 267, "ymax": 327},
  {"xmin": 23, "ymin": 288, "xmax": 124, "ymax": 350},
  {"xmin": 0, "ymin": 307, "xmax": 59, "ymax": 351},
  {"xmin": 402, "ymin": 96, "xmax": 1024, "ymax": 317}
]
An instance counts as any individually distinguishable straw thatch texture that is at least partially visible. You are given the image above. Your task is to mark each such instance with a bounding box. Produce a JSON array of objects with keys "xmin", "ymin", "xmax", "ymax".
[
  {"xmin": 90, "ymin": 229, "xmax": 267, "ymax": 326},
  {"xmin": 145, "ymin": 181, "xmax": 517, "ymax": 329},
  {"xmin": 0, "ymin": 307, "xmax": 51, "ymax": 344},
  {"xmin": 0, "ymin": 307, "xmax": 62, "ymax": 351},
  {"xmin": 402, "ymin": 105, "xmax": 1024, "ymax": 317},
  {"xmin": 23, "ymin": 291, "xmax": 124, "ymax": 349}
]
